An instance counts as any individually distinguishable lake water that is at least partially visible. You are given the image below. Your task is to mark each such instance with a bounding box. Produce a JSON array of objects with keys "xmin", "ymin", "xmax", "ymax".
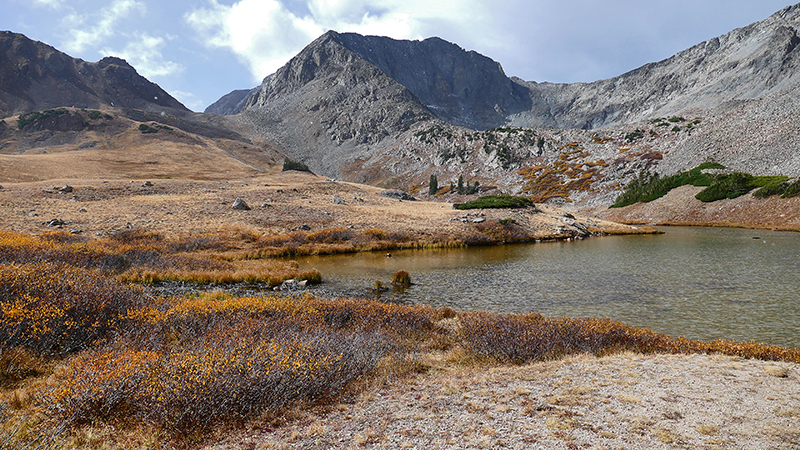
[{"xmin": 300, "ymin": 227, "xmax": 800, "ymax": 348}]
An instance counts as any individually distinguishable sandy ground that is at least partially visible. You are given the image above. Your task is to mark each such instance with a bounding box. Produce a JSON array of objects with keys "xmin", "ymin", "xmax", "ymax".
[
  {"xmin": 204, "ymin": 352, "xmax": 800, "ymax": 450},
  {"xmin": 0, "ymin": 171, "xmax": 647, "ymax": 240}
]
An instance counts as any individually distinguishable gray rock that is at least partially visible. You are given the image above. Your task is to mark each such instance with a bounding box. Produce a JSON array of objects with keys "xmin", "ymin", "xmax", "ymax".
[
  {"xmin": 379, "ymin": 190, "xmax": 417, "ymax": 201},
  {"xmin": 231, "ymin": 198, "xmax": 251, "ymax": 210},
  {"xmin": 59, "ymin": 185, "xmax": 73, "ymax": 193},
  {"xmin": 142, "ymin": 181, "xmax": 153, "ymax": 187},
  {"xmin": 277, "ymin": 278, "xmax": 308, "ymax": 292},
  {"xmin": 332, "ymin": 194, "xmax": 346, "ymax": 205},
  {"xmin": 44, "ymin": 218, "xmax": 66, "ymax": 228},
  {"xmin": 298, "ymin": 223, "xmax": 311, "ymax": 231}
]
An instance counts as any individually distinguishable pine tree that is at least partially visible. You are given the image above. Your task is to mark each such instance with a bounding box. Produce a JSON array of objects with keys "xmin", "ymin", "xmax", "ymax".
[{"xmin": 429, "ymin": 174, "xmax": 438, "ymax": 196}]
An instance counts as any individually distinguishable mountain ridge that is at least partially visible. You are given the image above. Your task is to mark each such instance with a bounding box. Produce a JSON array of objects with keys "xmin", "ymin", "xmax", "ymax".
[{"xmin": 0, "ymin": 30, "xmax": 189, "ymax": 118}]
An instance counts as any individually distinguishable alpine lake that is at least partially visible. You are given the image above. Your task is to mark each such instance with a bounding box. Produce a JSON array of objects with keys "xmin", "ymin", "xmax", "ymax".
[{"xmin": 300, "ymin": 226, "xmax": 800, "ymax": 349}]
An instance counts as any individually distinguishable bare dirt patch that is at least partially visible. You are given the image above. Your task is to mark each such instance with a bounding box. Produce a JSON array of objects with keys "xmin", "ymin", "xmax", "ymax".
[{"xmin": 204, "ymin": 352, "xmax": 800, "ymax": 449}]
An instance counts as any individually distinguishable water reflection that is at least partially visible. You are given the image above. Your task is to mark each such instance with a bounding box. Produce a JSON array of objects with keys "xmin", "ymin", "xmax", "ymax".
[{"xmin": 300, "ymin": 227, "xmax": 800, "ymax": 348}]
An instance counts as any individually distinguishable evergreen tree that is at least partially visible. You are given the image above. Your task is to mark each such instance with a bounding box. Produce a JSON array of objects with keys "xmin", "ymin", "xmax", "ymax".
[{"xmin": 429, "ymin": 174, "xmax": 438, "ymax": 196}]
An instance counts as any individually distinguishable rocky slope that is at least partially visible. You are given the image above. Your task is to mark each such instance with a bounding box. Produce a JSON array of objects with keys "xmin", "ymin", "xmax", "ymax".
[
  {"xmin": 0, "ymin": 31, "xmax": 189, "ymax": 118},
  {"xmin": 239, "ymin": 31, "xmax": 438, "ymax": 178}
]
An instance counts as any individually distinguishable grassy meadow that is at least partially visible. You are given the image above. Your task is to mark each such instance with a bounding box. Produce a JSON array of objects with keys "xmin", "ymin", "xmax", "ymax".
[{"xmin": 2, "ymin": 228, "xmax": 799, "ymax": 449}]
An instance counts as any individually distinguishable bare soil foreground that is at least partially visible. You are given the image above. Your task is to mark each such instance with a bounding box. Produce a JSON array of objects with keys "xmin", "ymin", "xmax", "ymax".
[{"xmin": 205, "ymin": 352, "xmax": 800, "ymax": 450}]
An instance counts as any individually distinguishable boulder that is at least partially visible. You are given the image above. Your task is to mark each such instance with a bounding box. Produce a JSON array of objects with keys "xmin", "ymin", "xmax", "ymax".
[
  {"xmin": 231, "ymin": 198, "xmax": 251, "ymax": 210},
  {"xmin": 332, "ymin": 194, "xmax": 346, "ymax": 204},
  {"xmin": 380, "ymin": 190, "xmax": 417, "ymax": 201}
]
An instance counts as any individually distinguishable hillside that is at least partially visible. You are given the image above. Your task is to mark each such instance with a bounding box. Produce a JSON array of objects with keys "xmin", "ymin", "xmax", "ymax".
[{"xmin": 0, "ymin": 107, "xmax": 282, "ymax": 182}]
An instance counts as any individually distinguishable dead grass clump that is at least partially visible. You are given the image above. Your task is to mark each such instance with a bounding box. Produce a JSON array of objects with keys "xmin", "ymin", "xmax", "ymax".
[
  {"xmin": 0, "ymin": 347, "xmax": 50, "ymax": 389},
  {"xmin": 392, "ymin": 270, "xmax": 411, "ymax": 285},
  {"xmin": 119, "ymin": 258, "xmax": 321, "ymax": 286},
  {"xmin": 307, "ymin": 227, "xmax": 355, "ymax": 243},
  {"xmin": 0, "ymin": 230, "xmax": 315, "ymax": 286}
]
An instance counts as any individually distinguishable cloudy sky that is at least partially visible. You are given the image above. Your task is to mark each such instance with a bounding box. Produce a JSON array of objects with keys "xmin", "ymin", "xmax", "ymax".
[{"xmin": 3, "ymin": 0, "xmax": 794, "ymax": 111}]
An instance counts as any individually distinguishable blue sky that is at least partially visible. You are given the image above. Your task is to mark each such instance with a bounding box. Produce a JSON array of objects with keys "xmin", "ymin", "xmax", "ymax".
[{"xmin": 2, "ymin": 0, "xmax": 794, "ymax": 111}]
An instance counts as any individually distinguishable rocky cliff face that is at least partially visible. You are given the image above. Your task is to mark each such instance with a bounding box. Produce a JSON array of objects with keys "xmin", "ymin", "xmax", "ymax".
[
  {"xmin": 0, "ymin": 31, "xmax": 189, "ymax": 118},
  {"xmin": 204, "ymin": 87, "xmax": 257, "ymax": 115},
  {"xmin": 511, "ymin": 4, "xmax": 800, "ymax": 129},
  {"xmin": 333, "ymin": 32, "xmax": 531, "ymax": 130}
]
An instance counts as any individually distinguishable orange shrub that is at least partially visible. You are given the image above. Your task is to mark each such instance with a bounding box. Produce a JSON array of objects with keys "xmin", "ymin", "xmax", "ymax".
[{"xmin": 0, "ymin": 261, "xmax": 143, "ymax": 355}]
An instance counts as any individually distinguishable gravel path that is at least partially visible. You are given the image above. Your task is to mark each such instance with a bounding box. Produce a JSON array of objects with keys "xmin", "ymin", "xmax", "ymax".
[{"xmin": 205, "ymin": 353, "xmax": 800, "ymax": 449}]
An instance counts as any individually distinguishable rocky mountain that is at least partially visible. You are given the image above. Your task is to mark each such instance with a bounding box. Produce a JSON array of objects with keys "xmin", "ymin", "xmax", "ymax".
[
  {"xmin": 233, "ymin": 4, "xmax": 800, "ymax": 206},
  {"xmin": 0, "ymin": 31, "xmax": 189, "ymax": 118},
  {"xmin": 510, "ymin": 4, "xmax": 800, "ymax": 129},
  {"xmin": 204, "ymin": 87, "xmax": 258, "ymax": 115},
  {"xmin": 239, "ymin": 31, "xmax": 438, "ymax": 178},
  {"xmin": 332, "ymin": 32, "xmax": 531, "ymax": 130}
]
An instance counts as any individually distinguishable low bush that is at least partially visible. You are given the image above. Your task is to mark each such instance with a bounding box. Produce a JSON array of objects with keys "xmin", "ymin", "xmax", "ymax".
[
  {"xmin": 611, "ymin": 163, "xmax": 792, "ymax": 207},
  {"xmin": 282, "ymin": 158, "xmax": 311, "ymax": 172},
  {"xmin": 40, "ymin": 293, "xmax": 441, "ymax": 436},
  {"xmin": 0, "ymin": 261, "xmax": 143, "ymax": 355},
  {"xmin": 17, "ymin": 109, "xmax": 68, "ymax": 129},
  {"xmin": 460, "ymin": 312, "xmax": 800, "ymax": 364},
  {"xmin": 781, "ymin": 179, "xmax": 800, "ymax": 198},
  {"xmin": 138, "ymin": 123, "xmax": 158, "ymax": 134},
  {"xmin": 695, "ymin": 172, "xmax": 754, "ymax": 202}
]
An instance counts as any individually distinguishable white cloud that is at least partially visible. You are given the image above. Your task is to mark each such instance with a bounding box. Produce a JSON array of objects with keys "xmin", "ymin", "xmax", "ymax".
[
  {"xmin": 185, "ymin": 0, "xmax": 485, "ymax": 83},
  {"xmin": 101, "ymin": 34, "xmax": 184, "ymax": 80},
  {"xmin": 62, "ymin": 0, "xmax": 145, "ymax": 54},
  {"xmin": 170, "ymin": 90, "xmax": 204, "ymax": 112},
  {"xmin": 31, "ymin": 0, "xmax": 65, "ymax": 8}
]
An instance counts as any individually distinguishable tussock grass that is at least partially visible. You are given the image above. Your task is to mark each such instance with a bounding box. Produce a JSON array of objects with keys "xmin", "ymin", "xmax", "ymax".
[
  {"xmin": 0, "ymin": 230, "xmax": 318, "ymax": 286},
  {"xmin": 459, "ymin": 312, "xmax": 800, "ymax": 364}
]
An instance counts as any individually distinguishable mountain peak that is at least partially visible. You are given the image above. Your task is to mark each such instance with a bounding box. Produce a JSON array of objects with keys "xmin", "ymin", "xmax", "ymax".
[{"xmin": 0, "ymin": 32, "xmax": 188, "ymax": 117}]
